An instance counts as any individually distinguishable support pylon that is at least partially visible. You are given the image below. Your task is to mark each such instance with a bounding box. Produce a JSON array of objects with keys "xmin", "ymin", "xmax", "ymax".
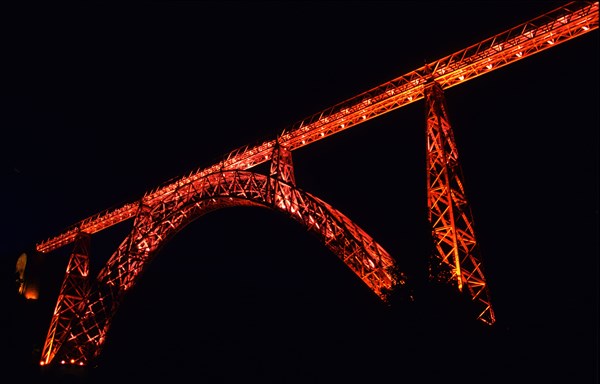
[
  {"xmin": 268, "ymin": 142, "xmax": 298, "ymax": 211},
  {"xmin": 40, "ymin": 231, "xmax": 91, "ymax": 366},
  {"xmin": 424, "ymin": 80, "xmax": 495, "ymax": 325},
  {"xmin": 270, "ymin": 141, "xmax": 296, "ymax": 186}
]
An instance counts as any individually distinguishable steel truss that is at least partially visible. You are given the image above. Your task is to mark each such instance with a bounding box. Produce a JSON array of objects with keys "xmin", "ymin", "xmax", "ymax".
[
  {"xmin": 40, "ymin": 146, "xmax": 407, "ymax": 367},
  {"xmin": 36, "ymin": 2, "xmax": 598, "ymax": 255},
  {"xmin": 34, "ymin": 1, "xmax": 598, "ymax": 368},
  {"xmin": 425, "ymin": 81, "xmax": 495, "ymax": 325}
]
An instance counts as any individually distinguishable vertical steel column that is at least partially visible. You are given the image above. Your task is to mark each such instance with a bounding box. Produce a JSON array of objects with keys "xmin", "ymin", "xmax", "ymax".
[
  {"xmin": 40, "ymin": 231, "xmax": 91, "ymax": 366},
  {"xmin": 268, "ymin": 143, "xmax": 297, "ymax": 211},
  {"xmin": 424, "ymin": 80, "xmax": 495, "ymax": 325}
]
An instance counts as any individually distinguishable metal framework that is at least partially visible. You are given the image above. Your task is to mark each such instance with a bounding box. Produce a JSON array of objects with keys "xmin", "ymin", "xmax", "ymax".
[
  {"xmin": 40, "ymin": 145, "xmax": 407, "ymax": 366},
  {"xmin": 34, "ymin": 1, "xmax": 598, "ymax": 368},
  {"xmin": 425, "ymin": 80, "xmax": 495, "ymax": 325},
  {"xmin": 36, "ymin": 1, "xmax": 598, "ymax": 255},
  {"xmin": 40, "ymin": 232, "xmax": 91, "ymax": 366}
]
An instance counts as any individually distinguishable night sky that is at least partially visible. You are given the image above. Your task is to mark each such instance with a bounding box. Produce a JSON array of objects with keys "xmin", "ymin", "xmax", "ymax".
[{"xmin": 2, "ymin": 1, "xmax": 598, "ymax": 383}]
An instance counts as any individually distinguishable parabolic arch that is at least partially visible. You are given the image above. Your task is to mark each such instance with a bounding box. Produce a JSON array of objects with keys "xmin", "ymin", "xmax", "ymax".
[{"xmin": 41, "ymin": 169, "xmax": 409, "ymax": 366}]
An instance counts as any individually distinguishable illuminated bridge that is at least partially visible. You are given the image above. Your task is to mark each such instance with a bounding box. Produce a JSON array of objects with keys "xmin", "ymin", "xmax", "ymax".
[{"xmin": 20, "ymin": 1, "xmax": 598, "ymax": 369}]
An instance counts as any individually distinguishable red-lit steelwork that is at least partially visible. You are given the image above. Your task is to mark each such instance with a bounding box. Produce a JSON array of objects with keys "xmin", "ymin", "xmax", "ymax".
[
  {"xmin": 39, "ymin": 148, "xmax": 408, "ymax": 366},
  {"xmin": 35, "ymin": 1, "xmax": 598, "ymax": 368},
  {"xmin": 424, "ymin": 80, "xmax": 495, "ymax": 325},
  {"xmin": 36, "ymin": 1, "xmax": 598, "ymax": 255},
  {"xmin": 40, "ymin": 233, "xmax": 91, "ymax": 366}
]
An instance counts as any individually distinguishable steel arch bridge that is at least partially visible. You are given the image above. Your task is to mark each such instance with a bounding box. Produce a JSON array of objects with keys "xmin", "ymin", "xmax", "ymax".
[
  {"xmin": 25, "ymin": 1, "xmax": 597, "ymax": 370},
  {"xmin": 39, "ymin": 144, "xmax": 411, "ymax": 367}
]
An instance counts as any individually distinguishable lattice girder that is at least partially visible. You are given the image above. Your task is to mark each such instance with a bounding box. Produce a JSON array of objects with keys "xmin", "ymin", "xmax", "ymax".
[
  {"xmin": 44, "ymin": 169, "xmax": 406, "ymax": 367},
  {"xmin": 424, "ymin": 80, "xmax": 495, "ymax": 325}
]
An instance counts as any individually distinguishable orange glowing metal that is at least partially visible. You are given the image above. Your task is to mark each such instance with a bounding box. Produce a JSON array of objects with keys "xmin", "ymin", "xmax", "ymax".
[
  {"xmin": 35, "ymin": 2, "xmax": 598, "ymax": 368},
  {"xmin": 36, "ymin": 1, "xmax": 598, "ymax": 254}
]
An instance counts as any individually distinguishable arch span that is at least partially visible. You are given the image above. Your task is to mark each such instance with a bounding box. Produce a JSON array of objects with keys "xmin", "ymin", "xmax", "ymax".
[{"xmin": 42, "ymin": 169, "xmax": 409, "ymax": 367}]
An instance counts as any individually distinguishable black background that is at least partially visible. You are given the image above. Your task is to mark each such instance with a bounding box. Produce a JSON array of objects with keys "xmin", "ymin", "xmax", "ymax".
[{"xmin": 2, "ymin": 1, "xmax": 598, "ymax": 383}]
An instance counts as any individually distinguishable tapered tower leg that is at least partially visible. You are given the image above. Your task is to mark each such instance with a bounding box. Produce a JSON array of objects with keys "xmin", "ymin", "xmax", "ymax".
[
  {"xmin": 40, "ymin": 231, "xmax": 91, "ymax": 366},
  {"xmin": 424, "ymin": 80, "xmax": 495, "ymax": 325}
]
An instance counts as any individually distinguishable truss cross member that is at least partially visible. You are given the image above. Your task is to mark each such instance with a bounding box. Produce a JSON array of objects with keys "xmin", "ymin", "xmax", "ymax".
[{"xmin": 424, "ymin": 80, "xmax": 495, "ymax": 325}]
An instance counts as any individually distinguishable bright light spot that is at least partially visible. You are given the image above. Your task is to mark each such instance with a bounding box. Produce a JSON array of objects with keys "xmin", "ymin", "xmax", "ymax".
[
  {"xmin": 320, "ymin": 132, "xmax": 324, "ymax": 137},
  {"xmin": 39, "ymin": 361, "xmax": 45, "ymax": 366},
  {"xmin": 301, "ymin": 140, "xmax": 305, "ymax": 144},
  {"xmin": 60, "ymin": 360, "xmax": 66, "ymax": 365},
  {"xmin": 458, "ymin": 75, "xmax": 464, "ymax": 81},
  {"xmin": 264, "ymin": 155, "xmax": 268, "ymax": 159},
  {"xmin": 407, "ymin": 96, "xmax": 413, "ymax": 101},
  {"xmin": 486, "ymin": 64, "xmax": 493, "ymax": 70},
  {"xmin": 340, "ymin": 124, "xmax": 344, "ymax": 128},
  {"xmin": 79, "ymin": 362, "xmax": 84, "ymax": 366},
  {"xmin": 515, "ymin": 52, "xmax": 523, "ymax": 57},
  {"xmin": 70, "ymin": 359, "xmax": 75, "ymax": 364},
  {"xmin": 583, "ymin": 26, "xmax": 590, "ymax": 31},
  {"xmin": 24, "ymin": 286, "xmax": 39, "ymax": 300},
  {"xmin": 547, "ymin": 40, "xmax": 554, "ymax": 45}
]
